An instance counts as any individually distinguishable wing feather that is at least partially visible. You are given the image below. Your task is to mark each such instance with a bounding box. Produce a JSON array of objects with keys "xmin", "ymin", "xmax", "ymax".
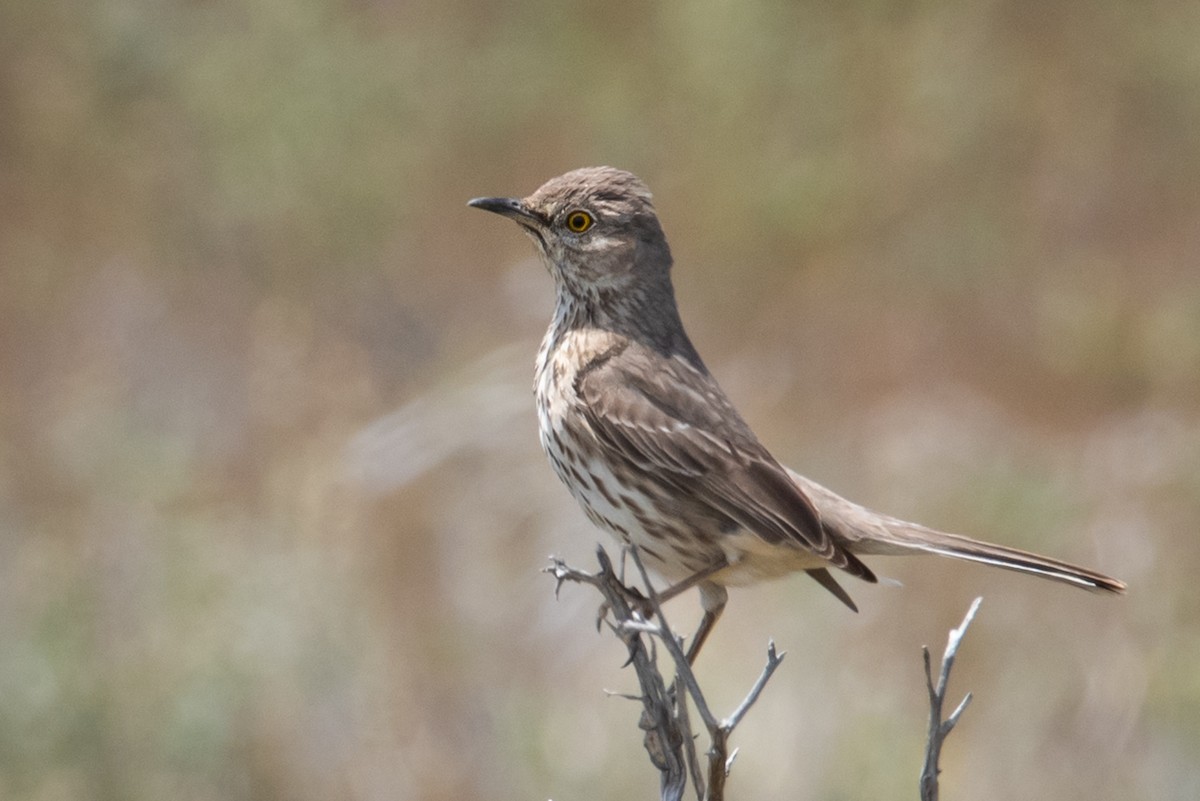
[{"xmin": 575, "ymin": 344, "xmax": 874, "ymax": 580}]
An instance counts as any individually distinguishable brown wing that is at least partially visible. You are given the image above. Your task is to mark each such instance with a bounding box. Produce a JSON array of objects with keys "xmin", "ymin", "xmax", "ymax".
[{"xmin": 575, "ymin": 342, "xmax": 875, "ymax": 582}]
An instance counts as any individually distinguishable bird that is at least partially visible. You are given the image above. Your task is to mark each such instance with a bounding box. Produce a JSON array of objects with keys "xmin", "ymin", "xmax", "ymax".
[{"xmin": 468, "ymin": 166, "xmax": 1125, "ymax": 661}]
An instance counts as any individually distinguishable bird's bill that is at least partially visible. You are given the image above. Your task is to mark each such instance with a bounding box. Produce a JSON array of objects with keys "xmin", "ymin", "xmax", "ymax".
[{"xmin": 466, "ymin": 196, "xmax": 541, "ymax": 226}]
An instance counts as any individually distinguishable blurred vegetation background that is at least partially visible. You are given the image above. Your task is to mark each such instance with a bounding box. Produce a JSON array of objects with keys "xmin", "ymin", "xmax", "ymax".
[{"xmin": 2, "ymin": 0, "xmax": 1198, "ymax": 799}]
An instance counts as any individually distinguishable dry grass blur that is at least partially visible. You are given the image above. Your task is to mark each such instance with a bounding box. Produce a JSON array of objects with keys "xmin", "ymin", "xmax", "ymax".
[{"xmin": 2, "ymin": 1, "xmax": 1198, "ymax": 799}]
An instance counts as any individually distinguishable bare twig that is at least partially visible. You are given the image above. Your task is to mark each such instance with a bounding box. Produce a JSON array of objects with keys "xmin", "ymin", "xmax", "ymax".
[
  {"xmin": 674, "ymin": 674, "xmax": 704, "ymax": 801},
  {"xmin": 553, "ymin": 553, "xmax": 999, "ymax": 800},
  {"xmin": 726, "ymin": 640, "xmax": 785, "ymax": 732},
  {"xmin": 549, "ymin": 547, "xmax": 687, "ymax": 801},
  {"xmin": 704, "ymin": 639, "xmax": 786, "ymax": 801},
  {"xmin": 625, "ymin": 547, "xmax": 718, "ymax": 730},
  {"xmin": 548, "ymin": 546, "xmax": 785, "ymax": 801},
  {"xmin": 919, "ymin": 597, "xmax": 982, "ymax": 801}
]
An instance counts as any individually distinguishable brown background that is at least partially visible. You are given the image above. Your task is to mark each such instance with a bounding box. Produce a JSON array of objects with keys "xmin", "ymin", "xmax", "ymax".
[{"xmin": 2, "ymin": 1, "xmax": 1197, "ymax": 799}]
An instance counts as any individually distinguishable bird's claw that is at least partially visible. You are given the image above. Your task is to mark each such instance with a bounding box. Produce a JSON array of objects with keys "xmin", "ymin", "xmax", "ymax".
[
  {"xmin": 619, "ymin": 584, "xmax": 655, "ymax": 618},
  {"xmin": 595, "ymin": 599, "xmax": 611, "ymax": 632},
  {"xmin": 595, "ymin": 582, "xmax": 655, "ymax": 630}
]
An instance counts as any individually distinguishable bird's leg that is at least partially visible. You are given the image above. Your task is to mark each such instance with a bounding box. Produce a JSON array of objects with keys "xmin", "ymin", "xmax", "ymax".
[
  {"xmin": 652, "ymin": 559, "xmax": 728, "ymax": 605},
  {"xmin": 607, "ymin": 554, "xmax": 728, "ymax": 621},
  {"xmin": 685, "ymin": 582, "xmax": 728, "ymax": 664},
  {"xmin": 600, "ymin": 553, "xmax": 730, "ymax": 659}
]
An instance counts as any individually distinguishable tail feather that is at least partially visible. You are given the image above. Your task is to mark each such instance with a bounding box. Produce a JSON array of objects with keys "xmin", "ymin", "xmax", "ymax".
[
  {"xmin": 805, "ymin": 568, "xmax": 859, "ymax": 611},
  {"xmin": 789, "ymin": 471, "xmax": 1127, "ymax": 595},
  {"xmin": 871, "ymin": 525, "xmax": 1127, "ymax": 593}
]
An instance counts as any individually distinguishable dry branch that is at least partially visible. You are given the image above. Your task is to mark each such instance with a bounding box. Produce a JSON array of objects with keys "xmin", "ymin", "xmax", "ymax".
[
  {"xmin": 549, "ymin": 549, "xmax": 985, "ymax": 801},
  {"xmin": 919, "ymin": 596, "xmax": 982, "ymax": 801},
  {"xmin": 549, "ymin": 546, "xmax": 784, "ymax": 801}
]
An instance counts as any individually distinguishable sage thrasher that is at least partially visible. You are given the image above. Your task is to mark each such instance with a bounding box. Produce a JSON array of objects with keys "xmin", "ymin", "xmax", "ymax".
[{"xmin": 469, "ymin": 166, "xmax": 1125, "ymax": 660}]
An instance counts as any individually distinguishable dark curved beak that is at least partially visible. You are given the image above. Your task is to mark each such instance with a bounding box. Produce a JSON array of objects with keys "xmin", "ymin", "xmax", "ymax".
[{"xmin": 467, "ymin": 196, "xmax": 541, "ymax": 225}]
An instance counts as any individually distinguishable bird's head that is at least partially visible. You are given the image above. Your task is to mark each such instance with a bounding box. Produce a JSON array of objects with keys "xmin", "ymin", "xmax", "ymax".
[{"xmin": 469, "ymin": 167, "xmax": 672, "ymax": 296}]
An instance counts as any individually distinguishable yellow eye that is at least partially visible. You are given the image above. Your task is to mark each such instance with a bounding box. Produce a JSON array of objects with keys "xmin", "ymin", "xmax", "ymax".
[{"xmin": 565, "ymin": 210, "xmax": 594, "ymax": 233}]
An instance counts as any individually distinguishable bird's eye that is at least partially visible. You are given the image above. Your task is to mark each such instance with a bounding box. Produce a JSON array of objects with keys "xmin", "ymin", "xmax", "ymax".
[{"xmin": 565, "ymin": 211, "xmax": 594, "ymax": 233}]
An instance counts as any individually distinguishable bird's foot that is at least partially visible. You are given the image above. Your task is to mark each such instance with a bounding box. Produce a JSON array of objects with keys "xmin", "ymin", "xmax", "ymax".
[{"xmin": 594, "ymin": 583, "xmax": 657, "ymax": 631}]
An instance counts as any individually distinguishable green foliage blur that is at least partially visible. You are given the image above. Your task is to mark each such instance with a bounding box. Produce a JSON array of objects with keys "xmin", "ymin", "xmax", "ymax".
[{"xmin": 2, "ymin": 1, "xmax": 1198, "ymax": 799}]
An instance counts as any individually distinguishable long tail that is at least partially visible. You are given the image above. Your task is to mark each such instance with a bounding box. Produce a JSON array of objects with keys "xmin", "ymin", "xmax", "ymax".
[{"xmin": 789, "ymin": 471, "xmax": 1126, "ymax": 594}]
